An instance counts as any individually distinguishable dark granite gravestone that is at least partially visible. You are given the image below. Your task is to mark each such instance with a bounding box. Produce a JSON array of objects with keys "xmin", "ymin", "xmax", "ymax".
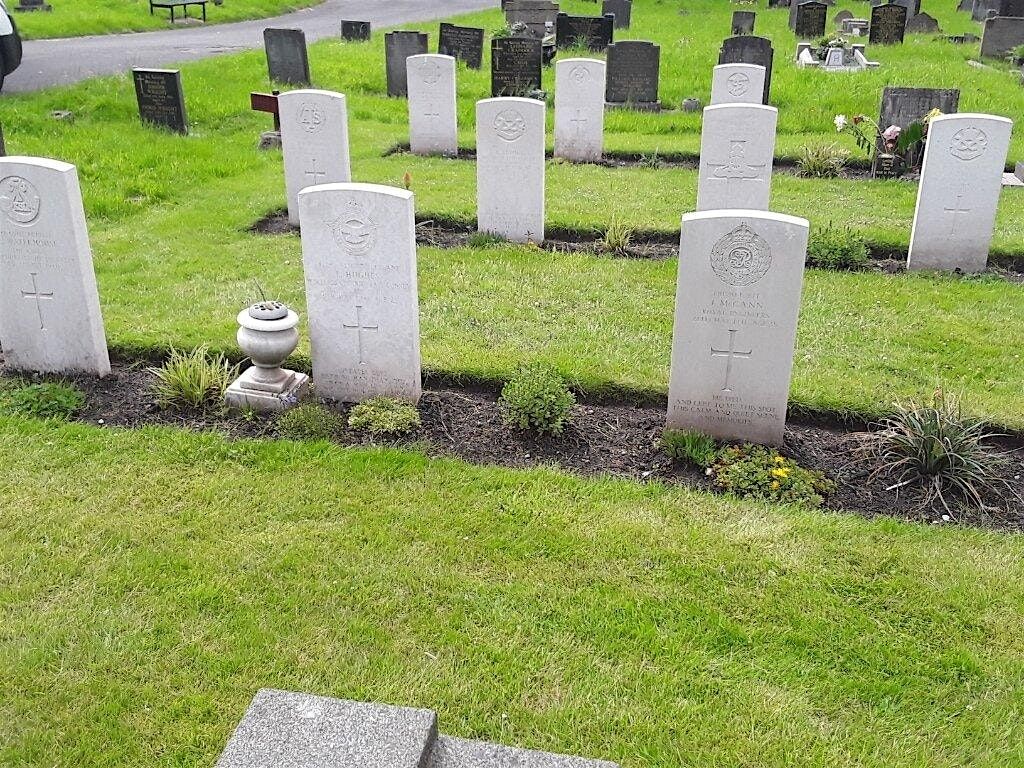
[
  {"xmin": 794, "ymin": 2, "xmax": 827, "ymax": 37},
  {"xmin": 972, "ymin": 0, "xmax": 999, "ymax": 20},
  {"xmin": 957, "ymin": 0, "xmax": 973, "ymax": 10},
  {"xmin": 555, "ymin": 13, "xmax": 614, "ymax": 49},
  {"xmin": 891, "ymin": 0, "xmax": 921, "ymax": 17},
  {"xmin": 504, "ymin": 0, "xmax": 560, "ymax": 39},
  {"xmin": 732, "ymin": 10, "xmax": 756, "ymax": 33},
  {"xmin": 490, "ymin": 37, "xmax": 543, "ymax": 96},
  {"xmin": 132, "ymin": 68, "xmax": 188, "ymax": 134},
  {"xmin": 869, "ymin": 3, "xmax": 908, "ymax": 44},
  {"xmin": 340, "ymin": 20, "xmax": 371, "ymax": 41},
  {"xmin": 602, "ymin": 0, "xmax": 632, "ymax": 28},
  {"xmin": 438, "ymin": 23, "xmax": 485, "ymax": 69},
  {"xmin": 718, "ymin": 35, "xmax": 773, "ymax": 104},
  {"xmin": 834, "ymin": 9, "xmax": 854, "ymax": 25},
  {"xmin": 604, "ymin": 40, "xmax": 660, "ymax": 109},
  {"xmin": 385, "ymin": 31, "xmax": 429, "ymax": 97},
  {"xmin": 981, "ymin": 15, "xmax": 1024, "ymax": 57},
  {"xmin": 875, "ymin": 86, "xmax": 959, "ymax": 171},
  {"xmin": 263, "ymin": 29, "xmax": 310, "ymax": 86},
  {"xmin": 14, "ymin": 0, "xmax": 52, "ymax": 11},
  {"xmin": 998, "ymin": 0, "xmax": 1024, "ymax": 15},
  {"xmin": 905, "ymin": 12, "xmax": 940, "ymax": 32},
  {"xmin": 768, "ymin": 0, "xmax": 790, "ymax": 8}
]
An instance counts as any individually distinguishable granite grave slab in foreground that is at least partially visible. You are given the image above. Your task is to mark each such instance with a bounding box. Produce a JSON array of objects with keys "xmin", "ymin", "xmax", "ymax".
[{"xmin": 216, "ymin": 689, "xmax": 619, "ymax": 768}]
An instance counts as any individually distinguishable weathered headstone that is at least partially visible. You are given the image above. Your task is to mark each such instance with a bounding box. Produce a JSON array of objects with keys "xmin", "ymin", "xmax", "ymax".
[
  {"xmin": 875, "ymin": 86, "xmax": 960, "ymax": 172},
  {"xmin": 908, "ymin": 113, "xmax": 1013, "ymax": 272},
  {"xmin": 554, "ymin": 58, "xmax": 605, "ymax": 162},
  {"xmin": 279, "ymin": 89, "xmax": 351, "ymax": 226},
  {"xmin": 340, "ymin": 20, "xmax": 371, "ymax": 41},
  {"xmin": 972, "ymin": 0, "xmax": 999, "ymax": 21},
  {"xmin": 298, "ymin": 183, "xmax": 422, "ymax": 403},
  {"xmin": 891, "ymin": 0, "xmax": 921, "ymax": 18},
  {"xmin": 667, "ymin": 210, "xmax": 809, "ymax": 446},
  {"xmin": 490, "ymin": 37, "xmax": 543, "ymax": 97},
  {"xmin": 718, "ymin": 36, "xmax": 773, "ymax": 104},
  {"xmin": 131, "ymin": 68, "xmax": 188, "ymax": 134},
  {"xmin": 407, "ymin": 54, "xmax": 457, "ymax": 157},
  {"xmin": 834, "ymin": 9, "xmax": 854, "ymax": 26},
  {"xmin": 905, "ymin": 12, "xmax": 940, "ymax": 33},
  {"xmin": 604, "ymin": 40, "xmax": 661, "ymax": 109},
  {"xmin": 476, "ymin": 97, "xmax": 545, "ymax": 243},
  {"xmin": 0, "ymin": 157, "xmax": 110, "ymax": 376},
  {"xmin": 998, "ymin": 0, "xmax": 1024, "ymax": 14},
  {"xmin": 505, "ymin": 0, "xmax": 560, "ymax": 39},
  {"xmin": 981, "ymin": 16, "xmax": 1024, "ymax": 58},
  {"xmin": 438, "ymin": 23, "xmax": 485, "ymax": 69},
  {"xmin": 869, "ymin": 3, "xmax": 908, "ymax": 44},
  {"xmin": 710, "ymin": 63, "xmax": 767, "ymax": 105},
  {"xmin": 697, "ymin": 104, "xmax": 778, "ymax": 211},
  {"xmin": 555, "ymin": 12, "xmax": 614, "ymax": 50},
  {"xmin": 385, "ymin": 31, "xmax": 429, "ymax": 97},
  {"xmin": 843, "ymin": 17, "xmax": 871, "ymax": 35},
  {"xmin": 602, "ymin": 0, "xmax": 632, "ymax": 29},
  {"xmin": 264, "ymin": 28, "xmax": 310, "ymax": 86},
  {"xmin": 732, "ymin": 10, "xmax": 756, "ymax": 34},
  {"xmin": 794, "ymin": 1, "xmax": 828, "ymax": 37}
]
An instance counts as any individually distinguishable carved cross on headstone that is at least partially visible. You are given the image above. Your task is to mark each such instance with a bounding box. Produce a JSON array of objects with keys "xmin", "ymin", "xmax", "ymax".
[
  {"xmin": 305, "ymin": 159, "xmax": 327, "ymax": 185},
  {"xmin": 710, "ymin": 329, "xmax": 752, "ymax": 392},
  {"xmin": 250, "ymin": 91, "xmax": 281, "ymax": 131},
  {"xmin": 21, "ymin": 272, "xmax": 54, "ymax": 331},
  {"xmin": 571, "ymin": 110, "xmax": 588, "ymax": 138},
  {"xmin": 707, "ymin": 140, "xmax": 765, "ymax": 188},
  {"xmin": 343, "ymin": 305, "xmax": 379, "ymax": 364},
  {"xmin": 944, "ymin": 189, "xmax": 971, "ymax": 235}
]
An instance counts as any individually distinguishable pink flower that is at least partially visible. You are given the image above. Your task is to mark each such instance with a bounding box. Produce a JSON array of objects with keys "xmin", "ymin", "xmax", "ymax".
[{"xmin": 882, "ymin": 125, "xmax": 901, "ymax": 142}]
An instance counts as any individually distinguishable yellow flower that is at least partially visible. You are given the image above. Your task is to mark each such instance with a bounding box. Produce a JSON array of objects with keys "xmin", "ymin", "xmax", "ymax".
[
  {"xmin": 770, "ymin": 467, "xmax": 790, "ymax": 479},
  {"xmin": 770, "ymin": 481, "xmax": 780, "ymax": 490},
  {"xmin": 774, "ymin": 456, "xmax": 786, "ymax": 464}
]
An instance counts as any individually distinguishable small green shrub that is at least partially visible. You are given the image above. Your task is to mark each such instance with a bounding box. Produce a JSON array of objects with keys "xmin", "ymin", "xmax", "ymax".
[
  {"xmin": 856, "ymin": 390, "xmax": 1010, "ymax": 510},
  {"xmin": 468, "ymin": 231, "xmax": 507, "ymax": 248},
  {"xmin": 348, "ymin": 396, "xmax": 421, "ymax": 437},
  {"xmin": 276, "ymin": 403, "xmax": 346, "ymax": 441},
  {"xmin": 600, "ymin": 220, "xmax": 634, "ymax": 254},
  {"xmin": 148, "ymin": 346, "xmax": 239, "ymax": 410},
  {"xmin": 710, "ymin": 445, "xmax": 835, "ymax": 508},
  {"xmin": 499, "ymin": 363, "xmax": 576, "ymax": 436},
  {"xmin": 638, "ymin": 150, "xmax": 663, "ymax": 169},
  {"xmin": 796, "ymin": 143, "xmax": 847, "ymax": 178},
  {"xmin": 662, "ymin": 429, "xmax": 718, "ymax": 468},
  {"xmin": 807, "ymin": 223, "xmax": 870, "ymax": 271},
  {"xmin": 0, "ymin": 380, "xmax": 85, "ymax": 421}
]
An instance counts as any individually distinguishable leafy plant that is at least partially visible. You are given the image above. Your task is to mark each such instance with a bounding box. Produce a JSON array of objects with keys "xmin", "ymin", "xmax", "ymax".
[
  {"xmin": 348, "ymin": 396, "xmax": 421, "ymax": 437},
  {"xmin": 276, "ymin": 403, "xmax": 346, "ymax": 441},
  {"xmin": 0, "ymin": 380, "xmax": 85, "ymax": 421},
  {"xmin": 599, "ymin": 220, "xmax": 634, "ymax": 254},
  {"xmin": 796, "ymin": 144, "xmax": 847, "ymax": 178},
  {"xmin": 710, "ymin": 445, "xmax": 835, "ymax": 508},
  {"xmin": 499, "ymin": 363, "xmax": 576, "ymax": 436},
  {"xmin": 834, "ymin": 110, "xmax": 939, "ymax": 167},
  {"xmin": 854, "ymin": 390, "xmax": 1011, "ymax": 510},
  {"xmin": 662, "ymin": 429, "xmax": 718, "ymax": 468},
  {"xmin": 148, "ymin": 346, "xmax": 239, "ymax": 410},
  {"xmin": 638, "ymin": 149, "xmax": 663, "ymax": 169},
  {"xmin": 807, "ymin": 223, "xmax": 870, "ymax": 270},
  {"xmin": 468, "ymin": 231, "xmax": 507, "ymax": 248}
]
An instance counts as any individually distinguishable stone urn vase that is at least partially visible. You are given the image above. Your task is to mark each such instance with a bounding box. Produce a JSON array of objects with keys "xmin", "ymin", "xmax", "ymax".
[{"xmin": 224, "ymin": 301, "xmax": 309, "ymax": 412}]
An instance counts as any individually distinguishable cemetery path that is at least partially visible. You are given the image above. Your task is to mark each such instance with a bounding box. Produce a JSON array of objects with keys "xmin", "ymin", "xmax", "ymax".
[{"xmin": 4, "ymin": 0, "xmax": 499, "ymax": 94}]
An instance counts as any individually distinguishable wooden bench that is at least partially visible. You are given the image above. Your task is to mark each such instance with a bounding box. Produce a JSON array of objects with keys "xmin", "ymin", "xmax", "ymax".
[{"xmin": 150, "ymin": 0, "xmax": 207, "ymax": 23}]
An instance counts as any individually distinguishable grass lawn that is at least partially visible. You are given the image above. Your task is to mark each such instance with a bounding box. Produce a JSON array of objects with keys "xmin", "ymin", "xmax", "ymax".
[
  {"xmin": 2, "ymin": 416, "xmax": 1024, "ymax": 767},
  {"xmin": 9, "ymin": 0, "xmax": 323, "ymax": 40}
]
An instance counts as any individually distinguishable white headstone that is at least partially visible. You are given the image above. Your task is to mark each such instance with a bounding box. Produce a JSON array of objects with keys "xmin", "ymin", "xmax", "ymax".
[
  {"xmin": 696, "ymin": 104, "xmax": 778, "ymax": 212},
  {"xmin": 554, "ymin": 58, "xmax": 606, "ymax": 163},
  {"xmin": 907, "ymin": 113, "xmax": 1013, "ymax": 273},
  {"xmin": 709, "ymin": 63, "xmax": 767, "ymax": 105},
  {"xmin": 280, "ymin": 89, "xmax": 352, "ymax": 226},
  {"xmin": 407, "ymin": 54, "xmax": 458, "ymax": 157},
  {"xmin": 0, "ymin": 157, "xmax": 110, "ymax": 376},
  {"xmin": 667, "ymin": 209, "xmax": 809, "ymax": 446},
  {"xmin": 298, "ymin": 183, "xmax": 421, "ymax": 403},
  {"xmin": 476, "ymin": 97, "xmax": 546, "ymax": 243}
]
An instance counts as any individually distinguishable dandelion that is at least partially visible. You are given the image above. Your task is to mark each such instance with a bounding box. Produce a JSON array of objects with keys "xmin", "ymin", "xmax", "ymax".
[{"xmin": 834, "ymin": 114, "xmax": 848, "ymax": 132}]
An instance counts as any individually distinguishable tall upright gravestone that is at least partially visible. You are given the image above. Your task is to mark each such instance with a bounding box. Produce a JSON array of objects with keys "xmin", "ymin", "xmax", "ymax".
[
  {"xmin": 718, "ymin": 36, "xmax": 773, "ymax": 104},
  {"xmin": 476, "ymin": 97, "xmax": 545, "ymax": 243},
  {"xmin": 264, "ymin": 28, "xmax": 311, "ymax": 86},
  {"xmin": 279, "ymin": 90, "xmax": 351, "ymax": 226},
  {"xmin": 406, "ymin": 54, "xmax": 458, "ymax": 157},
  {"xmin": 604, "ymin": 40, "xmax": 661, "ymax": 110},
  {"xmin": 668, "ymin": 210, "xmax": 810, "ymax": 446},
  {"xmin": 710, "ymin": 63, "xmax": 767, "ymax": 105},
  {"xmin": 602, "ymin": 0, "xmax": 632, "ymax": 28},
  {"xmin": 298, "ymin": 184, "xmax": 422, "ymax": 403},
  {"xmin": 555, "ymin": 13, "xmax": 614, "ymax": 50},
  {"xmin": 981, "ymin": 16, "xmax": 1024, "ymax": 58},
  {"xmin": 696, "ymin": 104, "xmax": 778, "ymax": 211},
  {"xmin": 869, "ymin": 2, "xmax": 908, "ymax": 44},
  {"xmin": 0, "ymin": 157, "xmax": 110, "ymax": 375},
  {"xmin": 385, "ymin": 31, "xmax": 429, "ymax": 97},
  {"xmin": 554, "ymin": 58, "xmax": 606, "ymax": 162},
  {"xmin": 131, "ymin": 68, "xmax": 188, "ymax": 134},
  {"xmin": 490, "ymin": 37, "xmax": 543, "ymax": 96},
  {"xmin": 438, "ymin": 23, "xmax": 485, "ymax": 69},
  {"xmin": 794, "ymin": 1, "xmax": 828, "ymax": 37},
  {"xmin": 340, "ymin": 21, "xmax": 371, "ymax": 41},
  {"xmin": 908, "ymin": 114, "xmax": 1012, "ymax": 273},
  {"xmin": 732, "ymin": 10, "xmax": 756, "ymax": 34}
]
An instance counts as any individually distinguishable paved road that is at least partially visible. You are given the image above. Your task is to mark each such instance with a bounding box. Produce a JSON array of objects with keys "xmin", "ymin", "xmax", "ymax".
[{"xmin": 5, "ymin": 0, "xmax": 498, "ymax": 93}]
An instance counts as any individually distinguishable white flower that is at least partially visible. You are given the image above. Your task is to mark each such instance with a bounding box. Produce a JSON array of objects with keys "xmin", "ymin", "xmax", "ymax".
[{"xmin": 834, "ymin": 114, "xmax": 848, "ymax": 132}]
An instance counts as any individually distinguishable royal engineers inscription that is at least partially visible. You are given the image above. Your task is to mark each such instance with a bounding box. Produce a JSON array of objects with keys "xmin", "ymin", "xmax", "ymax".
[
  {"xmin": 667, "ymin": 210, "xmax": 810, "ymax": 445},
  {"xmin": 132, "ymin": 68, "xmax": 188, "ymax": 134}
]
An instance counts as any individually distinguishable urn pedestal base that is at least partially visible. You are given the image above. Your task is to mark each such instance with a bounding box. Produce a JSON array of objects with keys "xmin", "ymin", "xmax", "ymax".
[{"xmin": 225, "ymin": 367, "xmax": 309, "ymax": 412}]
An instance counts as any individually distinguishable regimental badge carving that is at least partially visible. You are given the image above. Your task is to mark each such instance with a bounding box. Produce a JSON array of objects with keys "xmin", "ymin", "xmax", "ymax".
[
  {"xmin": 493, "ymin": 109, "xmax": 527, "ymax": 142},
  {"xmin": 328, "ymin": 200, "xmax": 376, "ymax": 256},
  {"xmin": 726, "ymin": 72, "xmax": 750, "ymax": 97},
  {"xmin": 569, "ymin": 65, "xmax": 591, "ymax": 83},
  {"xmin": 297, "ymin": 102, "xmax": 326, "ymax": 133},
  {"xmin": 420, "ymin": 60, "xmax": 442, "ymax": 85},
  {"xmin": 949, "ymin": 126, "xmax": 987, "ymax": 161},
  {"xmin": 709, "ymin": 223, "xmax": 772, "ymax": 286},
  {"xmin": 0, "ymin": 176, "xmax": 42, "ymax": 225}
]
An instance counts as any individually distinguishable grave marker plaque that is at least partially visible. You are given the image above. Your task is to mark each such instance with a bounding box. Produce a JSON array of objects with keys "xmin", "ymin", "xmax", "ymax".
[
  {"xmin": 602, "ymin": 0, "xmax": 632, "ymax": 28},
  {"xmin": 981, "ymin": 16, "xmax": 1024, "ymax": 58},
  {"xmin": 696, "ymin": 104, "xmax": 778, "ymax": 211},
  {"xmin": 794, "ymin": 2, "xmax": 827, "ymax": 37},
  {"xmin": 555, "ymin": 13, "xmax": 614, "ymax": 50},
  {"xmin": 438, "ymin": 23, "xmax": 485, "ymax": 69},
  {"xmin": 869, "ymin": 3, "xmax": 908, "ymax": 44},
  {"xmin": 340, "ymin": 20, "xmax": 371, "ymax": 41},
  {"xmin": 554, "ymin": 58, "xmax": 605, "ymax": 162},
  {"xmin": 385, "ymin": 31, "xmax": 429, "ymax": 97},
  {"xmin": 490, "ymin": 37, "xmax": 543, "ymax": 96},
  {"xmin": 264, "ymin": 28, "xmax": 310, "ymax": 86},
  {"xmin": 132, "ymin": 68, "xmax": 188, "ymax": 134},
  {"xmin": 604, "ymin": 40, "xmax": 660, "ymax": 109},
  {"xmin": 718, "ymin": 36, "xmax": 774, "ymax": 104}
]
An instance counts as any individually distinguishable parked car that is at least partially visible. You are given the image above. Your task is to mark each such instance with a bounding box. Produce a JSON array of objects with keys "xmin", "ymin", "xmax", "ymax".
[{"xmin": 0, "ymin": 0, "xmax": 23, "ymax": 92}]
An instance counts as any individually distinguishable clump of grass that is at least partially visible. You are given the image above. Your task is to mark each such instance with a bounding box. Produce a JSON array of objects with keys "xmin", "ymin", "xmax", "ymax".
[
  {"xmin": 348, "ymin": 396, "xmax": 421, "ymax": 437},
  {"xmin": 796, "ymin": 144, "xmax": 847, "ymax": 178},
  {"xmin": 499, "ymin": 363, "xmax": 576, "ymax": 436},
  {"xmin": 0, "ymin": 380, "xmax": 85, "ymax": 421},
  {"xmin": 807, "ymin": 223, "xmax": 870, "ymax": 271},
  {"xmin": 710, "ymin": 445, "xmax": 835, "ymax": 509},
  {"xmin": 148, "ymin": 346, "xmax": 238, "ymax": 410},
  {"xmin": 599, "ymin": 219, "xmax": 634, "ymax": 254},
  {"xmin": 855, "ymin": 390, "xmax": 1011, "ymax": 510},
  {"xmin": 662, "ymin": 429, "xmax": 718, "ymax": 468},
  {"xmin": 638, "ymin": 149, "xmax": 663, "ymax": 169},
  {"xmin": 276, "ymin": 403, "xmax": 346, "ymax": 441},
  {"xmin": 468, "ymin": 231, "xmax": 507, "ymax": 248}
]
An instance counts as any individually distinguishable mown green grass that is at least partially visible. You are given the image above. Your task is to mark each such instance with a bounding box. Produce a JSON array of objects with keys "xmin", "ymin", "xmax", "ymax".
[
  {"xmin": 10, "ymin": 0, "xmax": 323, "ymax": 40},
  {"xmin": 2, "ymin": 416, "xmax": 1024, "ymax": 767}
]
